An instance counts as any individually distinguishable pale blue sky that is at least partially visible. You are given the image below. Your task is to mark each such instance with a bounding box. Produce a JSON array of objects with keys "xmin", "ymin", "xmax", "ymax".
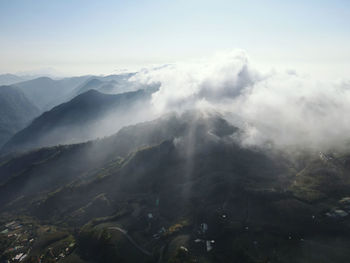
[{"xmin": 0, "ymin": 0, "xmax": 349, "ymax": 77}]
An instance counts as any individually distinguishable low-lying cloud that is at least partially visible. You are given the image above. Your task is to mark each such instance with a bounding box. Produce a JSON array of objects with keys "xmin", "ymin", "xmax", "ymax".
[
  {"xmin": 132, "ymin": 50, "xmax": 261, "ymax": 111},
  {"xmin": 131, "ymin": 50, "xmax": 350, "ymax": 152}
]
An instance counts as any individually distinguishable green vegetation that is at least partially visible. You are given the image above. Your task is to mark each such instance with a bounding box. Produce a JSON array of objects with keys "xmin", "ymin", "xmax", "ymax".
[{"xmin": 1, "ymin": 113, "xmax": 350, "ymax": 262}]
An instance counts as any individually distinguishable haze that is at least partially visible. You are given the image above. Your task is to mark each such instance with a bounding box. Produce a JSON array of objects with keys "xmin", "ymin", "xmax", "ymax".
[
  {"xmin": 0, "ymin": 0, "xmax": 349, "ymax": 78},
  {"xmin": 2, "ymin": 1, "xmax": 350, "ymax": 263}
]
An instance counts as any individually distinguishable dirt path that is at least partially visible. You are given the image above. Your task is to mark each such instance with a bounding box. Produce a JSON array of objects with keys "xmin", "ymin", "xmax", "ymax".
[{"xmin": 108, "ymin": 227, "xmax": 152, "ymax": 256}]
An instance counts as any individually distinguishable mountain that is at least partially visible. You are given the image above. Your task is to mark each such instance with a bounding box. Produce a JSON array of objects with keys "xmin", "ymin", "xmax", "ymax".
[
  {"xmin": 1, "ymin": 89, "xmax": 153, "ymax": 154},
  {"xmin": 71, "ymin": 73, "xmax": 157, "ymax": 97},
  {"xmin": 0, "ymin": 74, "xmax": 34, "ymax": 85},
  {"xmin": 0, "ymin": 112, "xmax": 350, "ymax": 262},
  {"xmin": 14, "ymin": 75, "xmax": 91, "ymax": 110},
  {"xmin": 0, "ymin": 85, "xmax": 40, "ymax": 147},
  {"xmin": 74, "ymin": 78, "xmax": 128, "ymax": 96},
  {"xmin": 13, "ymin": 74, "xmax": 154, "ymax": 112}
]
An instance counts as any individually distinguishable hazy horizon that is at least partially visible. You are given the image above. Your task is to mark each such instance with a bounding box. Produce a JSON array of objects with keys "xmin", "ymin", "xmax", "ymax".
[{"xmin": 0, "ymin": 0, "xmax": 349, "ymax": 79}]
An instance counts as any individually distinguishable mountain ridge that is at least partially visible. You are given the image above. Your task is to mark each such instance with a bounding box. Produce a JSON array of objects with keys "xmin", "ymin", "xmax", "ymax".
[
  {"xmin": 1, "ymin": 88, "xmax": 153, "ymax": 154},
  {"xmin": 0, "ymin": 85, "xmax": 40, "ymax": 147}
]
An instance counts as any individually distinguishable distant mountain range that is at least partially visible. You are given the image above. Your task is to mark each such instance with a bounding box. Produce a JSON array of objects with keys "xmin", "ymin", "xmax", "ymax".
[
  {"xmin": 3, "ymin": 73, "xmax": 157, "ymax": 112},
  {"xmin": 0, "ymin": 72, "xmax": 158, "ymax": 154},
  {"xmin": 0, "ymin": 85, "xmax": 40, "ymax": 147},
  {"xmin": 74, "ymin": 73, "xmax": 136, "ymax": 95},
  {"xmin": 0, "ymin": 74, "xmax": 34, "ymax": 85},
  {"xmin": 14, "ymin": 76, "xmax": 92, "ymax": 110},
  {"xmin": 71, "ymin": 73, "xmax": 159, "ymax": 97},
  {"xmin": 1, "ymin": 89, "xmax": 153, "ymax": 154}
]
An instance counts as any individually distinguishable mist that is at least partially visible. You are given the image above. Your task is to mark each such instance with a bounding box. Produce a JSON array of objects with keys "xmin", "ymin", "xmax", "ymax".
[
  {"xmin": 4, "ymin": 50, "xmax": 349, "ymax": 155},
  {"xmin": 131, "ymin": 50, "xmax": 350, "ymax": 152}
]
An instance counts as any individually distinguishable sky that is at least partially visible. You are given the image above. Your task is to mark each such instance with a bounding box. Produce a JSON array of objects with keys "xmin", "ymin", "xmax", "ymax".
[{"xmin": 0, "ymin": 0, "xmax": 349, "ymax": 78}]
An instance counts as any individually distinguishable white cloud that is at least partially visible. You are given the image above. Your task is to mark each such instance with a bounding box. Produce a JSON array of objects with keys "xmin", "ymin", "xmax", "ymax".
[
  {"xmin": 132, "ymin": 50, "xmax": 261, "ymax": 112},
  {"xmin": 132, "ymin": 49, "xmax": 350, "ymax": 152}
]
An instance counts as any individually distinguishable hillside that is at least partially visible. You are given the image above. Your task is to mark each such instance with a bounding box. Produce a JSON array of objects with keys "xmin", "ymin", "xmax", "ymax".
[
  {"xmin": 0, "ymin": 85, "xmax": 40, "ymax": 147},
  {"xmin": 1, "ymin": 112, "xmax": 350, "ymax": 262},
  {"xmin": 1, "ymin": 89, "xmax": 153, "ymax": 154}
]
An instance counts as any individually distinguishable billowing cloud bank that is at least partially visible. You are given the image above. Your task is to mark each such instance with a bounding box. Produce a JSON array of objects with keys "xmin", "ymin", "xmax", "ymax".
[{"xmin": 131, "ymin": 50, "xmax": 350, "ymax": 152}]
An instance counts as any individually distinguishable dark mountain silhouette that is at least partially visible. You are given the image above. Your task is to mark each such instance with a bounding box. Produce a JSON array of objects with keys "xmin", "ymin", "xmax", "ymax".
[
  {"xmin": 1, "ymin": 89, "xmax": 152, "ymax": 154},
  {"xmin": 0, "ymin": 85, "xmax": 40, "ymax": 147}
]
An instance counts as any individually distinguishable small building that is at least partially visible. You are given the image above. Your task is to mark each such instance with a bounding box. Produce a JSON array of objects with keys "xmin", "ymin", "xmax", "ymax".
[
  {"xmin": 206, "ymin": 240, "xmax": 214, "ymax": 252},
  {"xmin": 339, "ymin": 197, "xmax": 350, "ymax": 205},
  {"xmin": 179, "ymin": 246, "xmax": 188, "ymax": 253},
  {"xmin": 334, "ymin": 209, "xmax": 348, "ymax": 217},
  {"xmin": 200, "ymin": 223, "xmax": 208, "ymax": 234},
  {"xmin": 19, "ymin": 254, "xmax": 27, "ymax": 262},
  {"xmin": 326, "ymin": 209, "xmax": 348, "ymax": 218},
  {"xmin": 14, "ymin": 253, "xmax": 24, "ymax": 260},
  {"xmin": 152, "ymin": 233, "xmax": 160, "ymax": 239}
]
